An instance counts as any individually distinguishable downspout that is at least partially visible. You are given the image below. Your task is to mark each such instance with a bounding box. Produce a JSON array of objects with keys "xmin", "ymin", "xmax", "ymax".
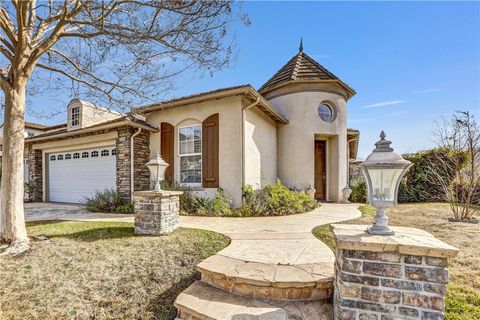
[
  {"xmin": 131, "ymin": 128, "xmax": 142, "ymax": 201},
  {"xmin": 241, "ymin": 96, "xmax": 261, "ymax": 191}
]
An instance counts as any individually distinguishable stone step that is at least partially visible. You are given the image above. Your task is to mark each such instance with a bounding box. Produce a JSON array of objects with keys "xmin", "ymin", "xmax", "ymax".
[
  {"xmin": 175, "ymin": 281, "xmax": 333, "ymax": 320},
  {"xmin": 196, "ymin": 255, "xmax": 334, "ymax": 301}
]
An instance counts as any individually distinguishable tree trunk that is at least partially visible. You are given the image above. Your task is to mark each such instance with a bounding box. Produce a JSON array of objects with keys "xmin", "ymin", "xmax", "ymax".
[{"xmin": 0, "ymin": 80, "xmax": 29, "ymax": 252}]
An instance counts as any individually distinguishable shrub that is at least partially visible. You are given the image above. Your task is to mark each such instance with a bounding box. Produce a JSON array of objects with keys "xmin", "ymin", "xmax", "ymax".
[
  {"xmin": 211, "ymin": 189, "xmax": 233, "ymax": 216},
  {"xmin": 162, "ymin": 179, "xmax": 318, "ymax": 217},
  {"xmin": 398, "ymin": 149, "xmax": 457, "ymax": 203},
  {"xmin": 114, "ymin": 203, "xmax": 134, "ymax": 214},
  {"xmin": 349, "ymin": 179, "xmax": 367, "ymax": 203},
  {"xmin": 180, "ymin": 189, "xmax": 233, "ymax": 216},
  {"xmin": 85, "ymin": 189, "xmax": 132, "ymax": 213},
  {"xmin": 240, "ymin": 180, "xmax": 319, "ymax": 216}
]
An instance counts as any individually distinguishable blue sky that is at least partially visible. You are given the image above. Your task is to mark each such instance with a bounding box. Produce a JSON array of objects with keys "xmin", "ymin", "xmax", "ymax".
[{"xmin": 26, "ymin": 1, "xmax": 480, "ymax": 158}]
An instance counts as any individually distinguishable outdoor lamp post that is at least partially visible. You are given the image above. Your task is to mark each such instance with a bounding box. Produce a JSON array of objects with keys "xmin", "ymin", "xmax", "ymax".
[
  {"xmin": 362, "ymin": 131, "xmax": 412, "ymax": 235},
  {"xmin": 146, "ymin": 151, "xmax": 169, "ymax": 192}
]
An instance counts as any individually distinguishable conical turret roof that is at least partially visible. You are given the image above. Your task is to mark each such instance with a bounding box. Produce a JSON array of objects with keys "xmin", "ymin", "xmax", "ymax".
[{"xmin": 259, "ymin": 50, "xmax": 355, "ymax": 99}]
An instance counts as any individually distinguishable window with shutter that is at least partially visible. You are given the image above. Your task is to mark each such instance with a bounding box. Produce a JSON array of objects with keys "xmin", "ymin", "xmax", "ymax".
[
  {"xmin": 202, "ymin": 113, "xmax": 219, "ymax": 188},
  {"xmin": 161, "ymin": 122, "xmax": 175, "ymax": 182}
]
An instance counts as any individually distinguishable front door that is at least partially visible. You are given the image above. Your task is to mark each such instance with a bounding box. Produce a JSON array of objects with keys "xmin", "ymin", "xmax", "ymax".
[{"xmin": 314, "ymin": 140, "xmax": 326, "ymax": 200}]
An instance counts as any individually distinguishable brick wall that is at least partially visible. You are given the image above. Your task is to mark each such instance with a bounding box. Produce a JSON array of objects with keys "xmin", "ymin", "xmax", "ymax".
[{"xmin": 334, "ymin": 249, "xmax": 449, "ymax": 320}]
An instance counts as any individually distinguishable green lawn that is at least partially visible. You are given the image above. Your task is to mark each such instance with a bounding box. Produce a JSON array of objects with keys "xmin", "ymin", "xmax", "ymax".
[
  {"xmin": 0, "ymin": 221, "xmax": 229, "ymax": 320},
  {"xmin": 313, "ymin": 203, "xmax": 480, "ymax": 320}
]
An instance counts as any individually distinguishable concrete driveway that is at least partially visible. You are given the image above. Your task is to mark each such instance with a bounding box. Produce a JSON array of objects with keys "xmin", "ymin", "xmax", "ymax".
[{"xmin": 24, "ymin": 202, "xmax": 134, "ymax": 223}]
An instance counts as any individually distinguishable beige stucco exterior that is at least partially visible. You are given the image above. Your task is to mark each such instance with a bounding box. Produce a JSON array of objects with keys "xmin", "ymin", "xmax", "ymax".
[
  {"xmin": 147, "ymin": 96, "xmax": 244, "ymax": 205},
  {"xmin": 67, "ymin": 99, "xmax": 122, "ymax": 131},
  {"xmin": 146, "ymin": 95, "xmax": 281, "ymax": 206},
  {"xmin": 265, "ymin": 83, "xmax": 349, "ymax": 202},
  {"xmin": 21, "ymin": 51, "xmax": 358, "ymax": 206},
  {"xmin": 243, "ymin": 104, "xmax": 277, "ymax": 189}
]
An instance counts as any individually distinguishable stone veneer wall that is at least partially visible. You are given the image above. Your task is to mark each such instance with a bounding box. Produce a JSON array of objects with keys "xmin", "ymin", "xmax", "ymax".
[
  {"xmin": 335, "ymin": 250, "xmax": 449, "ymax": 320},
  {"xmin": 116, "ymin": 127, "xmax": 151, "ymax": 202},
  {"xmin": 27, "ymin": 147, "xmax": 43, "ymax": 202},
  {"xmin": 133, "ymin": 191, "xmax": 182, "ymax": 235},
  {"xmin": 333, "ymin": 225, "xmax": 458, "ymax": 320},
  {"xmin": 349, "ymin": 160, "xmax": 364, "ymax": 185}
]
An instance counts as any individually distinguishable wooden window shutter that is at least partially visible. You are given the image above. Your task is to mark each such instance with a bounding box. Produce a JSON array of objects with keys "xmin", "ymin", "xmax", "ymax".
[
  {"xmin": 160, "ymin": 122, "xmax": 175, "ymax": 182},
  {"xmin": 202, "ymin": 113, "xmax": 219, "ymax": 188}
]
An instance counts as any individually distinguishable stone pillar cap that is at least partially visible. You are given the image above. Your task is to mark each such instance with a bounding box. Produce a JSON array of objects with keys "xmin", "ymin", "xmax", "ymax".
[
  {"xmin": 133, "ymin": 190, "xmax": 184, "ymax": 197},
  {"xmin": 332, "ymin": 224, "xmax": 459, "ymax": 259}
]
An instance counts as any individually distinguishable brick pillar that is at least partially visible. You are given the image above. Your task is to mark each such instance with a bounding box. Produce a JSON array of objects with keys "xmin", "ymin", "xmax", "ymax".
[
  {"xmin": 27, "ymin": 145, "xmax": 43, "ymax": 202},
  {"xmin": 116, "ymin": 127, "xmax": 151, "ymax": 203},
  {"xmin": 133, "ymin": 190, "xmax": 183, "ymax": 235},
  {"xmin": 333, "ymin": 224, "xmax": 459, "ymax": 320}
]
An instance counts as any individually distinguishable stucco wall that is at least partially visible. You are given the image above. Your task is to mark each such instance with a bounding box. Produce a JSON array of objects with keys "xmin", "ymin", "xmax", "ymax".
[
  {"xmin": 244, "ymin": 106, "xmax": 277, "ymax": 188},
  {"xmin": 147, "ymin": 96, "xmax": 244, "ymax": 205},
  {"xmin": 268, "ymin": 90, "xmax": 348, "ymax": 202},
  {"xmin": 67, "ymin": 99, "xmax": 121, "ymax": 131},
  {"xmin": 82, "ymin": 105, "xmax": 121, "ymax": 128}
]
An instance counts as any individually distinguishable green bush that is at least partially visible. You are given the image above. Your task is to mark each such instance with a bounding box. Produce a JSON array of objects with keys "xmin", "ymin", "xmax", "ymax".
[
  {"xmin": 240, "ymin": 180, "xmax": 319, "ymax": 216},
  {"xmin": 398, "ymin": 148, "xmax": 456, "ymax": 203},
  {"xmin": 349, "ymin": 179, "xmax": 367, "ymax": 203},
  {"xmin": 164, "ymin": 179, "xmax": 319, "ymax": 217},
  {"xmin": 180, "ymin": 189, "xmax": 234, "ymax": 216},
  {"xmin": 84, "ymin": 189, "xmax": 132, "ymax": 214},
  {"xmin": 114, "ymin": 203, "xmax": 134, "ymax": 214}
]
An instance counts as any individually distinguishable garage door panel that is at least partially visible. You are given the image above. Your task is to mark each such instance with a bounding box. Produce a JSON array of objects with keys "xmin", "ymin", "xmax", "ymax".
[{"xmin": 48, "ymin": 147, "xmax": 116, "ymax": 203}]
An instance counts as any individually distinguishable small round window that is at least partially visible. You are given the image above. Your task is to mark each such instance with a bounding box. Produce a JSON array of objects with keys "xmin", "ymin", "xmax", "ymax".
[{"xmin": 318, "ymin": 103, "xmax": 334, "ymax": 123}]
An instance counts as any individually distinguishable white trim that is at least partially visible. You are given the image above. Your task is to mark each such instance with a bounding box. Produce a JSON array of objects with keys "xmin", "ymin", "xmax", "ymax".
[{"xmin": 178, "ymin": 124, "xmax": 202, "ymax": 185}]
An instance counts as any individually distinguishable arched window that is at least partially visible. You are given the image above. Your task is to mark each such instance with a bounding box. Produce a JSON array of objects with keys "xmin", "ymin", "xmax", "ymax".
[
  {"xmin": 65, "ymin": 154, "xmax": 72, "ymax": 160},
  {"xmin": 50, "ymin": 155, "xmax": 56, "ymax": 161},
  {"xmin": 57, "ymin": 155, "xmax": 64, "ymax": 160},
  {"xmin": 111, "ymin": 148, "xmax": 117, "ymax": 156},
  {"xmin": 73, "ymin": 153, "xmax": 80, "ymax": 159},
  {"xmin": 101, "ymin": 149, "xmax": 109, "ymax": 157},
  {"xmin": 82, "ymin": 152, "xmax": 89, "ymax": 158},
  {"xmin": 91, "ymin": 151, "xmax": 99, "ymax": 158}
]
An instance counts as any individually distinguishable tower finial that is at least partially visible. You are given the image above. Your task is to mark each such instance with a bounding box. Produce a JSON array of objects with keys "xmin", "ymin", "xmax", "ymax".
[{"xmin": 299, "ymin": 38, "xmax": 303, "ymax": 52}]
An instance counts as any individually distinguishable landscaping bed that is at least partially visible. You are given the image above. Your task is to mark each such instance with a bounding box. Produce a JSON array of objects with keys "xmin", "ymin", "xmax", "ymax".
[
  {"xmin": 171, "ymin": 180, "xmax": 319, "ymax": 217},
  {"xmin": 0, "ymin": 221, "xmax": 229, "ymax": 320},
  {"xmin": 313, "ymin": 203, "xmax": 480, "ymax": 320}
]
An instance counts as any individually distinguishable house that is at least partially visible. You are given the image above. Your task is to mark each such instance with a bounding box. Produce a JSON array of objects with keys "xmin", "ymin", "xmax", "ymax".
[{"xmin": 24, "ymin": 47, "xmax": 359, "ymax": 205}]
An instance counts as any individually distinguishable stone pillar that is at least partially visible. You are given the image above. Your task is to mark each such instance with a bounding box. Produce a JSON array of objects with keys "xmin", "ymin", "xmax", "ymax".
[
  {"xmin": 332, "ymin": 224, "xmax": 459, "ymax": 320},
  {"xmin": 116, "ymin": 127, "xmax": 151, "ymax": 203},
  {"xmin": 27, "ymin": 146, "xmax": 43, "ymax": 202},
  {"xmin": 133, "ymin": 190, "xmax": 183, "ymax": 235}
]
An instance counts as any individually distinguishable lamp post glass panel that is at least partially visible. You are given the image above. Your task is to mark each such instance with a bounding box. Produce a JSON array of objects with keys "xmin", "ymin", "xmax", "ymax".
[
  {"xmin": 146, "ymin": 152, "xmax": 169, "ymax": 192},
  {"xmin": 361, "ymin": 131, "xmax": 412, "ymax": 235}
]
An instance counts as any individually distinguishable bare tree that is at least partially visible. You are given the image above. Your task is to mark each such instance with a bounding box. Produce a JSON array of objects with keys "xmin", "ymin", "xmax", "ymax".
[
  {"xmin": 429, "ymin": 111, "xmax": 480, "ymax": 221},
  {"xmin": 0, "ymin": 0, "xmax": 243, "ymax": 254}
]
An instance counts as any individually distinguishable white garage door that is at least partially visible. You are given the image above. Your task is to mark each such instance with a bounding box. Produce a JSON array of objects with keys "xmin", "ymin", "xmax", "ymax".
[{"xmin": 48, "ymin": 146, "xmax": 117, "ymax": 203}]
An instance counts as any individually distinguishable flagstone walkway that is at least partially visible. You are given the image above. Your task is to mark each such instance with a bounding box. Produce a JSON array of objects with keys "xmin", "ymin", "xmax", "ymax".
[{"xmin": 25, "ymin": 202, "xmax": 361, "ymax": 319}]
